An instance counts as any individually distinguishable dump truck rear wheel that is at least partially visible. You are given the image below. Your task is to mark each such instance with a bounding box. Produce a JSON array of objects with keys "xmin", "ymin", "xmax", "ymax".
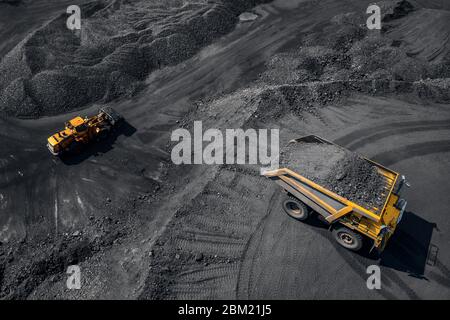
[
  {"xmin": 282, "ymin": 196, "xmax": 310, "ymax": 221},
  {"xmin": 332, "ymin": 226, "xmax": 363, "ymax": 251}
]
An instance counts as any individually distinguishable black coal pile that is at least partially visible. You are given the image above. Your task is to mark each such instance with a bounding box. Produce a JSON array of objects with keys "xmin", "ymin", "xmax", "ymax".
[
  {"xmin": 0, "ymin": 0, "xmax": 270, "ymax": 118},
  {"xmin": 281, "ymin": 141, "xmax": 347, "ymax": 181},
  {"xmin": 323, "ymin": 153, "xmax": 386, "ymax": 210},
  {"xmin": 281, "ymin": 141, "xmax": 387, "ymax": 211}
]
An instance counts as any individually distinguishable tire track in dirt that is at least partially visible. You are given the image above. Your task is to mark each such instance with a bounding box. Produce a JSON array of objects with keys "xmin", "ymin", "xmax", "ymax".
[
  {"xmin": 334, "ymin": 119, "xmax": 450, "ymax": 147},
  {"xmin": 141, "ymin": 166, "xmax": 277, "ymax": 299},
  {"xmin": 344, "ymin": 124, "xmax": 450, "ymax": 151},
  {"xmin": 372, "ymin": 140, "xmax": 450, "ymax": 166},
  {"xmin": 236, "ymin": 189, "xmax": 280, "ymax": 299}
]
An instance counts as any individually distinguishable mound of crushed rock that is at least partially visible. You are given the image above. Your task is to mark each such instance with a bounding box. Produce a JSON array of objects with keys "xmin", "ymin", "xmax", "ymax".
[
  {"xmin": 251, "ymin": 81, "xmax": 351, "ymax": 122},
  {"xmin": 0, "ymin": 0, "xmax": 270, "ymax": 118},
  {"xmin": 281, "ymin": 141, "xmax": 387, "ymax": 211},
  {"xmin": 258, "ymin": 0, "xmax": 450, "ymax": 107},
  {"xmin": 250, "ymin": 77, "xmax": 450, "ymax": 124}
]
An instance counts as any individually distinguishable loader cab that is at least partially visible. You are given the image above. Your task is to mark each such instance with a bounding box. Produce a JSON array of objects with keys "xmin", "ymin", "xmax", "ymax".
[
  {"xmin": 75, "ymin": 123, "xmax": 88, "ymax": 133},
  {"xmin": 67, "ymin": 117, "xmax": 88, "ymax": 134}
]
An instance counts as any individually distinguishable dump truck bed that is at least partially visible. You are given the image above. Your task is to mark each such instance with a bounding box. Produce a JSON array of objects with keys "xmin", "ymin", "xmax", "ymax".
[
  {"xmin": 271, "ymin": 172, "xmax": 348, "ymax": 221},
  {"xmin": 278, "ymin": 135, "xmax": 398, "ymax": 215}
]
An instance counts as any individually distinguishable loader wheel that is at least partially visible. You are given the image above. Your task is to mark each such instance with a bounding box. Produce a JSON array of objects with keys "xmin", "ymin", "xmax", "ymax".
[
  {"xmin": 332, "ymin": 226, "xmax": 363, "ymax": 251},
  {"xmin": 282, "ymin": 195, "xmax": 310, "ymax": 221},
  {"xmin": 97, "ymin": 129, "xmax": 109, "ymax": 141},
  {"xmin": 67, "ymin": 141, "xmax": 81, "ymax": 154}
]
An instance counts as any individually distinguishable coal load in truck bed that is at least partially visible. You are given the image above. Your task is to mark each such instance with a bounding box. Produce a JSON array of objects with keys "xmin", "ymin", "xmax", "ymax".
[{"xmin": 280, "ymin": 141, "xmax": 387, "ymax": 211}]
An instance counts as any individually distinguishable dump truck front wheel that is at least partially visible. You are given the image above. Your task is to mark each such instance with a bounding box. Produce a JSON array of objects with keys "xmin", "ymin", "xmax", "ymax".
[
  {"xmin": 332, "ymin": 226, "xmax": 363, "ymax": 251},
  {"xmin": 282, "ymin": 195, "xmax": 310, "ymax": 221}
]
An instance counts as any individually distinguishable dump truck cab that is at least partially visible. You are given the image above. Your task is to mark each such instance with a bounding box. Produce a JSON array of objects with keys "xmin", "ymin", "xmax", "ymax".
[{"xmin": 264, "ymin": 135, "xmax": 408, "ymax": 253}]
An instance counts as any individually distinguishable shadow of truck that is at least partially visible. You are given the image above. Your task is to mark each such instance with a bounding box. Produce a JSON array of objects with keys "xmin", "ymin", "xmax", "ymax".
[{"xmin": 380, "ymin": 211, "xmax": 437, "ymax": 277}]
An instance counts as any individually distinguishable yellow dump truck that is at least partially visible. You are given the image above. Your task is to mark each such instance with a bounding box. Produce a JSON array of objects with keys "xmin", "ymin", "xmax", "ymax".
[
  {"xmin": 47, "ymin": 107, "xmax": 123, "ymax": 156},
  {"xmin": 264, "ymin": 135, "xmax": 408, "ymax": 253}
]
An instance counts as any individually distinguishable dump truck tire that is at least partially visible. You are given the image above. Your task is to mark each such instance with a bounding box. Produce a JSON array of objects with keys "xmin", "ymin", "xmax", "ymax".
[
  {"xmin": 332, "ymin": 226, "xmax": 363, "ymax": 251},
  {"xmin": 282, "ymin": 195, "xmax": 310, "ymax": 221}
]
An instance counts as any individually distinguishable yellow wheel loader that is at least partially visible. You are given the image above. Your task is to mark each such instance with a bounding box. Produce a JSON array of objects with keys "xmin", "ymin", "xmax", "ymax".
[
  {"xmin": 264, "ymin": 135, "xmax": 408, "ymax": 253},
  {"xmin": 47, "ymin": 107, "xmax": 123, "ymax": 156}
]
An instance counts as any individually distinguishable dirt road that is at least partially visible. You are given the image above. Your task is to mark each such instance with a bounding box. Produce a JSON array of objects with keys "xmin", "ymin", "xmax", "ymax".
[{"xmin": 0, "ymin": 0, "xmax": 449, "ymax": 299}]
